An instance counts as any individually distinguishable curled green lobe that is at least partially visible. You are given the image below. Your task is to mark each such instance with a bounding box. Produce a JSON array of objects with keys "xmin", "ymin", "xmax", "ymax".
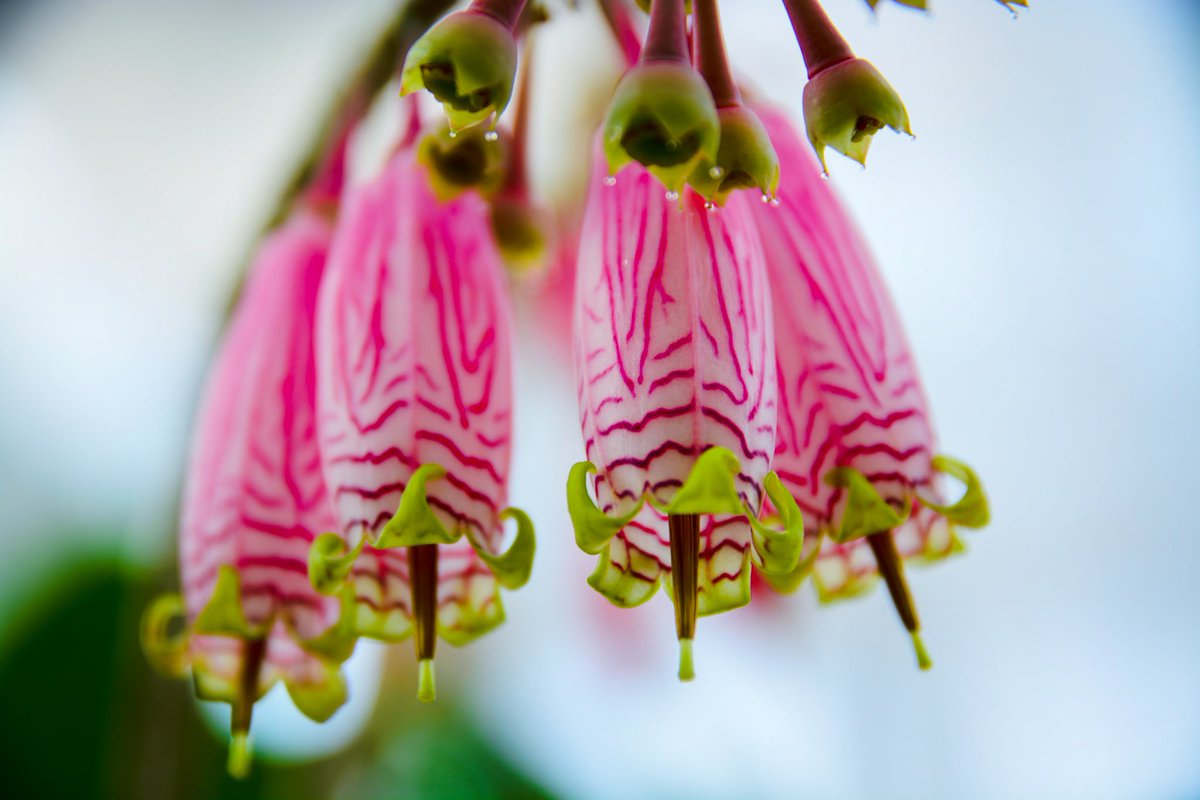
[
  {"xmin": 400, "ymin": 11, "xmax": 518, "ymax": 131},
  {"xmin": 921, "ymin": 455, "xmax": 990, "ymax": 528},
  {"xmin": 824, "ymin": 465, "xmax": 912, "ymax": 543},
  {"xmin": 567, "ymin": 460, "xmax": 644, "ymax": 555}
]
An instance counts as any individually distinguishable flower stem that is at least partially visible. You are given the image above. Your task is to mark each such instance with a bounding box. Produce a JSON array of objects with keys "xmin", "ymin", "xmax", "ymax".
[
  {"xmin": 410, "ymin": 543, "xmax": 439, "ymax": 701},
  {"xmin": 668, "ymin": 513, "xmax": 700, "ymax": 680},
  {"xmin": 781, "ymin": 0, "xmax": 854, "ymax": 80},
  {"xmin": 692, "ymin": 0, "xmax": 740, "ymax": 108},
  {"xmin": 597, "ymin": 0, "xmax": 642, "ymax": 66},
  {"xmin": 501, "ymin": 27, "xmax": 536, "ymax": 198},
  {"xmin": 643, "ymin": 0, "xmax": 689, "ymax": 64},
  {"xmin": 470, "ymin": 0, "xmax": 528, "ymax": 30}
]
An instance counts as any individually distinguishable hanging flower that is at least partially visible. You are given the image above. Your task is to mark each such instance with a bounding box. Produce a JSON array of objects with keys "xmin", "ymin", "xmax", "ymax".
[
  {"xmin": 141, "ymin": 208, "xmax": 357, "ymax": 777},
  {"xmin": 310, "ymin": 143, "xmax": 534, "ymax": 702},
  {"xmin": 749, "ymin": 104, "xmax": 989, "ymax": 668},
  {"xmin": 566, "ymin": 142, "xmax": 809, "ymax": 681}
]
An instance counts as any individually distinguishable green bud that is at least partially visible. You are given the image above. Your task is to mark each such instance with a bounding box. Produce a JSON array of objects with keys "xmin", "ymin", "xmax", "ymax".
[
  {"xmin": 688, "ymin": 105, "xmax": 780, "ymax": 205},
  {"xmin": 417, "ymin": 126, "xmax": 507, "ymax": 202},
  {"xmin": 491, "ymin": 200, "xmax": 548, "ymax": 274},
  {"xmin": 400, "ymin": 10, "xmax": 518, "ymax": 131},
  {"xmin": 602, "ymin": 62, "xmax": 720, "ymax": 192},
  {"xmin": 802, "ymin": 57, "xmax": 911, "ymax": 172}
]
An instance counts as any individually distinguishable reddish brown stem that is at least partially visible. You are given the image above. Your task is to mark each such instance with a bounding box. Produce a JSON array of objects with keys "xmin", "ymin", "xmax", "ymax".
[
  {"xmin": 781, "ymin": 0, "xmax": 854, "ymax": 79},
  {"xmin": 643, "ymin": 0, "xmax": 689, "ymax": 64},
  {"xmin": 471, "ymin": 0, "xmax": 528, "ymax": 30},
  {"xmin": 692, "ymin": 0, "xmax": 740, "ymax": 108}
]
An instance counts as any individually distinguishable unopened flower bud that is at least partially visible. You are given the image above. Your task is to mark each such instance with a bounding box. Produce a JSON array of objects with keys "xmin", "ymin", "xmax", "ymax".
[{"xmin": 802, "ymin": 57, "xmax": 911, "ymax": 172}]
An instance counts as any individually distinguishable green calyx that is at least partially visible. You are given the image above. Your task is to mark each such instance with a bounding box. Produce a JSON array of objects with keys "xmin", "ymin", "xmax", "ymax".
[
  {"xmin": 688, "ymin": 105, "xmax": 780, "ymax": 205},
  {"xmin": 921, "ymin": 455, "xmax": 990, "ymax": 528},
  {"xmin": 400, "ymin": 10, "xmax": 518, "ymax": 131},
  {"xmin": 602, "ymin": 62, "xmax": 720, "ymax": 192},
  {"xmin": 417, "ymin": 127, "xmax": 507, "ymax": 201},
  {"xmin": 824, "ymin": 466, "xmax": 912, "ymax": 543},
  {"xmin": 490, "ymin": 199, "xmax": 548, "ymax": 273},
  {"xmin": 802, "ymin": 57, "xmax": 911, "ymax": 172}
]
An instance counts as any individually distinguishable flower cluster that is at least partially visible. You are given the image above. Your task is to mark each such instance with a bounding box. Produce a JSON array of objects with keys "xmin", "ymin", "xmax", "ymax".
[{"xmin": 144, "ymin": 0, "xmax": 1008, "ymax": 775}]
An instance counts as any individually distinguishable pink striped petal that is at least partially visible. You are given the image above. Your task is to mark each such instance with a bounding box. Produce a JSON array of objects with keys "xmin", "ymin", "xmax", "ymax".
[
  {"xmin": 572, "ymin": 139, "xmax": 778, "ymax": 616},
  {"xmin": 315, "ymin": 149, "xmax": 519, "ymax": 646},
  {"xmin": 751, "ymin": 104, "xmax": 961, "ymax": 601}
]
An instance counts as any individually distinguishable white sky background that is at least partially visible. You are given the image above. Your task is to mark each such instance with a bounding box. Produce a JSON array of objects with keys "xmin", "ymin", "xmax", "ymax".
[{"xmin": 1, "ymin": 1, "xmax": 1198, "ymax": 799}]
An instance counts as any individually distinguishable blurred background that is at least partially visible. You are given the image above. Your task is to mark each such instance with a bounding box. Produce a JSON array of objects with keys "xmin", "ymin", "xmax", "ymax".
[{"xmin": 1, "ymin": 1, "xmax": 1198, "ymax": 798}]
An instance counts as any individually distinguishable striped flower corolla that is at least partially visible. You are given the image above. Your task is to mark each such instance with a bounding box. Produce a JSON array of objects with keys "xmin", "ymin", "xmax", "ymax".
[
  {"xmin": 142, "ymin": 208, "xmax": 357, "ymax": 776},
  {"xmin": 567, "ymin": 141, "xmax": 810, "ymax": 681},
  {"xmin": 311, "ymin": 144, "xmax": 534, "ymax": 702},
  {"xmin": 749, "ymin": 104, "xmax": 989, "ymax": 668}
]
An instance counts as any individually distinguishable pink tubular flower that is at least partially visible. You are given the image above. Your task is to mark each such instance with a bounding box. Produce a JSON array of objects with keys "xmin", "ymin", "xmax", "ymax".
[
  {"xmin": 567, "ymin": 142, "xmax": 809, "ymax": 680},
  {"xmin": 750, "ymin": 104, "xmax": 989, "ymax": 668},
  {"xmin": 311, "ymin": 146, "xmax": 534, "ymax": 701},
  {"xmin": 142, "ymin": 208, "xmax": 356, "ymax": 777}
]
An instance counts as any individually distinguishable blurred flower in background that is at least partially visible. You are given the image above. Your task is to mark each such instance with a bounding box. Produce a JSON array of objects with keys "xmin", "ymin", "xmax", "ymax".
[{"xmin": 1, "ymin": 1, "xmax": 1198, "ymax": 799}]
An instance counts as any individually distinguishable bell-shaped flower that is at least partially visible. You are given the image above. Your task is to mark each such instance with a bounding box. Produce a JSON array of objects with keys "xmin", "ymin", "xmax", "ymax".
[
  {"xmin": 311, "ymin": 145, "xmax": 534, "ymax": 702},
  {"xmin": 400, "ymin": 0, "xmax": 527, "ymax": 131},
  {"xmin": 749, "ymin": 104, "xmax": 988, "ymax": 668},
  {"xmin": 567, "ymin": 141, "xmax": 809, "ymax": 681},
  {"xmin": 142, "ymin": 209, "xmax": 358, "ymax": 777}
]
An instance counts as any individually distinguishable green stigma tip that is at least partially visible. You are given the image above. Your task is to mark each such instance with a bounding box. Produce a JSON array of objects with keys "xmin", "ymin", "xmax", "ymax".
[
  {"xmin": 678, "ymin": 638, "xmax": 696, "ymax": 682},
  {"xmin": 227, "ymin": 731, "xmax": 251, "ymax": 779},
  {"xmin": 417, "ymin": 659, "xmax": 437, "ymax": 703},
  {"xmin": 911, "ymin": 631, "xmax": 933, "ymax": 671}
]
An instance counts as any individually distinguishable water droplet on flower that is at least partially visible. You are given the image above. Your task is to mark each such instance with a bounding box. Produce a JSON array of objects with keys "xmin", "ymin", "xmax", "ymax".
[
  {"xmin": 665, "ymin": 190, "xmax": 679, "ymax": 202},
  {"xmin": 448, "ymin": 130, "xmax": 458, "ymax": 139},
  {"xmin": 768, "ymin": 197, "xmax": 781, "ymax": 208},
  {"xmin": 760, "ymin": 194, "xmax": 770, "ymax": 204},
  {"xmin": 708, "ymin": 166, "xmax": 724, "ymax": 180},
  {"xmin": 704, "ymin": 201, "xmax": 714, "ymax": 210},
  {"xmin": 484, "ymin": 130, "xmax": 499, "ymax": 142},
  {"xmin": 604, "ymin": 176, "xmax": 617, "ymax": 187}
]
